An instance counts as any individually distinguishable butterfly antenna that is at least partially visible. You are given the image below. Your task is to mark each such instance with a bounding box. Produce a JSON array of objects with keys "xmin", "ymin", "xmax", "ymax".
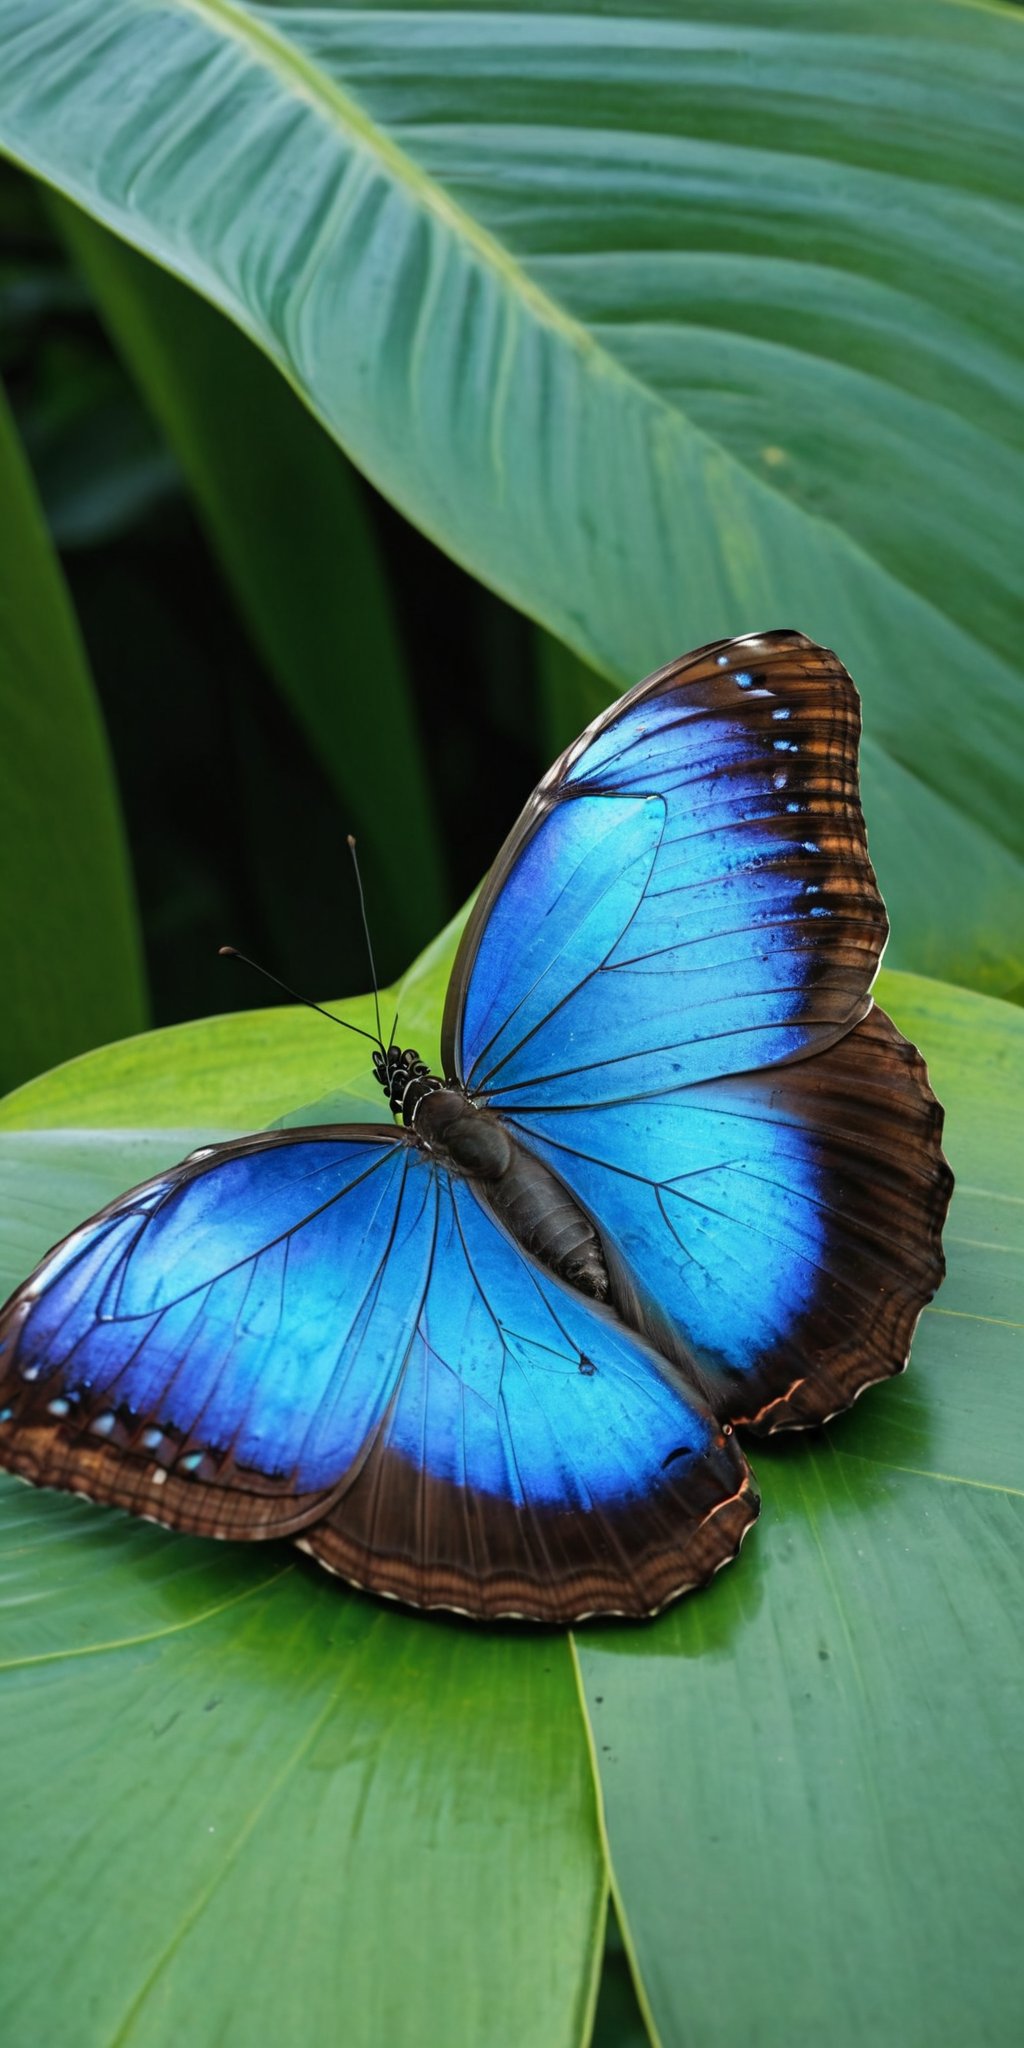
[
  {"xmin": 346, "ymin": 835, "xmax": 384, "ymax": 1048},
  {"xmin": 218, "ymin": 947, "xmax": 381, "ymax": 1047}
]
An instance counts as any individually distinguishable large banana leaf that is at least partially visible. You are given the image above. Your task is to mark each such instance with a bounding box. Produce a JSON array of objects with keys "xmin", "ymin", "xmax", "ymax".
[
  {"xmin": 575, "ymin": 971, "xmax": 1024, "ymax": 2048},
  {"xmin": 0, "ymin": 0, "xmax": 1021, "ymax": 995},
  {"xmin": 0, "ymin": 380, "xmax": 146, "ymax": 1092},
  {"xmin": 0, "ymin": 955, "xmax": 1020, "ymax": 2047},
  {"xmin": 52, "ymin": 201, "xmax": 446, "ymax": 962}
]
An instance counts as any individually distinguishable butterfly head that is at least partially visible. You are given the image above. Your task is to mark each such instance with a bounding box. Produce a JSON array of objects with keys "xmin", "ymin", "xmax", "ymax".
[{"xmin": 373, "ymin": 1044, "xmax": 445, "ymax": 1123}]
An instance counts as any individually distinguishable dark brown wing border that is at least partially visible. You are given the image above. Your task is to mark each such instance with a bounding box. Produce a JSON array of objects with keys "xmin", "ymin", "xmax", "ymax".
[{"xmin": 300, "ymin": 1428, "xmax": 758, "ymax": 1625}]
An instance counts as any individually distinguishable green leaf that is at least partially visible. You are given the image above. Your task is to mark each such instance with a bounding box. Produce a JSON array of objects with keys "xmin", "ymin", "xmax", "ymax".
[
  {"xmin": 52, "ymin": 199, "xmax": 446, "ymax": 960},
  {"xmin": 0, "ymin": 1092, "xmax": 603, "ymax": 2047},
  {"xmin": 0, "ymin": 376, "xmax": 146, "ymax": 1092},
  {"xmin": 1, "ymin": 946, "xmax": 1020, "ymax": 2044},
  {"xmin": 0, "ymin": 1428, "xmax": 603, "ymax": 2048},
  {"xmin": 1, "ymin": 0, "xmax": 1021, "ymax": 994},
  {"xmin": 0, "ymin": 896, "xmax": 469, "ymax": 1134},
  {"xmin": 535, "ymin": 628, "xmax": 603, "ymax": 769},
  {"xmin": 574, "ymin": 970, "xmax": 1024, "ymax": 2048}
]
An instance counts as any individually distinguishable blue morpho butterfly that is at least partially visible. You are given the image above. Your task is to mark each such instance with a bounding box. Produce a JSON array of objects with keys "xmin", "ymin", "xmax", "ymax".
[{"xmin": 0, "ymin": 632, "xmax": 952, "ymax": 1623}]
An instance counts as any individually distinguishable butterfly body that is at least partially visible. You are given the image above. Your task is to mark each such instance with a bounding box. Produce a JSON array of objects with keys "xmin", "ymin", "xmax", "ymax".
[
  {"xmin": 0, "ymin": 631, "xmax": 953, "ymax": 1622},
  {"xmin": 395, "ymin": 1069, "xmax": 611, "ymax": 1300}
]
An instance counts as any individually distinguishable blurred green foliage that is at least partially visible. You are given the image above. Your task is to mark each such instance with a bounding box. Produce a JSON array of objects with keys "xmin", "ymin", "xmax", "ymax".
[
  {"xmin": 3, "ymin": 0, "xmax": 1021, "ymax": 1005},
  {"xmin": 0, "ymin": 259, "xmax": 146, "ymax": 1087},
  {"xmin": 2, "ymin": 168, "xmax": 543, "ymax": 1081}
]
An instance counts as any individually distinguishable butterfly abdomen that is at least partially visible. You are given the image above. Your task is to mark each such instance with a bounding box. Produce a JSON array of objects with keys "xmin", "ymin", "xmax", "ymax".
[
  {"xmin": 485, "ymin": 1151, "xmax": 609, "ymax": 1300},
  {"xmin": 414, "ymin": 1084, "xmax": 609, "ymax": 1300}
]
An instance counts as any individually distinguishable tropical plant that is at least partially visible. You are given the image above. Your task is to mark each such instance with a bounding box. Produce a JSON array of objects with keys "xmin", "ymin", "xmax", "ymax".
[{"xmin": 0, "ymin": 3, "xmax": 1021, "ymax": 2044}]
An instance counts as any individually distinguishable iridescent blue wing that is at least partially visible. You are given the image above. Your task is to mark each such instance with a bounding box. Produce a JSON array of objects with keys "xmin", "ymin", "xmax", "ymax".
[
  {"xmin": 305, "ymin": 1165, "xmax": 755, "ymax": 1620},
  {"xmin": 498, "ymin": 1009, "xmax": 950, "ymax": 1431},
  {"xmin": 446, "ymin": 631, "xmax": 888, "ymax": 1102},
  {"xmin": 444, "ymin": 631, "xmax": 950, "ymax": 1428},
  {"xmin": 0, "ymin": 1130, "xmax": 755, "ymax": 1620},
  {"xmin": 0, "ymin": 1130, "xmax": 412, "ymax": 1538}
]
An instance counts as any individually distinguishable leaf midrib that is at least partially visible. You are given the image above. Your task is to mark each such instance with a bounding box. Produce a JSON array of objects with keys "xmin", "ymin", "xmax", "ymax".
[
  {"xmin": 108, "ymin": 1676, "xmax": 341, "ymax": 2045},
  {"xmin": 179, "ymin": 0, "xmax": 1017, "ymax": 690},
  {"xmin": 0, "ymin": 1559, "xmax": 296, "ymax": 1671},
  {"xmin": 836, "ymin": 1452, "xmax": 1024, "ymax": 1500}
]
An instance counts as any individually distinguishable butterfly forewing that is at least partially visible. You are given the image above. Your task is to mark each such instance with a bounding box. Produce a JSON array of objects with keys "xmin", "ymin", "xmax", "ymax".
[
  {"xmin": 445, "ymin": 630, "xmax": 950, "ymax": 1428},
  {"xmin": 445, "ymin": 631, "xmax": 888, "ymax": 1103},
  {"xmin": 0, "ymin": 1127, "xmax": 756, "ymax": 1619},
  {"xmin": 0, "ymin": 1130, "xmax": 413, "ymax": 1536}
]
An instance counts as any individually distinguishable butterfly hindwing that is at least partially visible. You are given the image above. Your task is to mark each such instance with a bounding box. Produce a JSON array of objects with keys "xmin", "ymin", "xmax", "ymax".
[
  {"xmin": 502, "ymin": 1006, "xmax": 950, "ymax": 1429},
  {"xmin": 0, "ymin": 1128, "xmax": 756, "ymax": 1618},
  {"xmin": 445, "ymin": 631, "xmax": 950, "ymax": 1426},
  {"xmin": 304, "ymin": 1166, "xmax": 756, "ymax": 1620}
]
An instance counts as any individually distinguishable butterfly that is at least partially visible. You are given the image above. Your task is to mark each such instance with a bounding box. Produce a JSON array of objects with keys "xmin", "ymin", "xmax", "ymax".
[{"xmin": 0, "ymin": 632, "xmax": 952, "ymax": 1623}]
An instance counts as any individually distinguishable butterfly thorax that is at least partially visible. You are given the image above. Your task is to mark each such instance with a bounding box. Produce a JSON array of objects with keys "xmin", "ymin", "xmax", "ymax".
[
  {"xmin": 373, "ymin": 1044, "xmax": 440, "ymax": 1121},
  {"xmin": 373, "ymin": 1046, "xmax": 608, "ymax": 1300}
]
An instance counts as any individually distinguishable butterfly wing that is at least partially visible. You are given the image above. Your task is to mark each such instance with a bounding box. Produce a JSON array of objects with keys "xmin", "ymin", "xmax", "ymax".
[
  {"xmin": 497, "ymin": 1007, "xmax": 951, "ymax": 1430},
  {"xmin": 444, "ymin": 631, "xmax": 951, "ymax": 1427},
  {"xmin": 0, "ymin": 1127, "xmax": 755, "ymax": 1619},
  {"xmin": 0, "ymin": 1128, "xmax": 418, "ymax": 1536},
  {"xmin": 302, "ymin": 1166, "xmax": 755, "ymax": 1621}
]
